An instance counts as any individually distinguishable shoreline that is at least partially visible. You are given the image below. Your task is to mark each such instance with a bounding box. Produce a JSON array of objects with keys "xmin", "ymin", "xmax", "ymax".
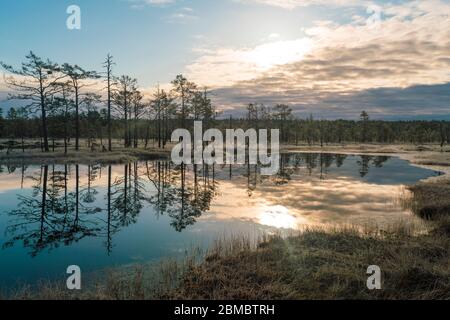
[
  {"xmin": 0, "ymin": 149, "xmax": 171, "ymax": 165},
  {"xmin": 2, "ymin": 142, "xmax": 450, "ymax": 168},
  {"xmin": 1, "ymin": 143, "xmax": 450, "ymax": 300}
]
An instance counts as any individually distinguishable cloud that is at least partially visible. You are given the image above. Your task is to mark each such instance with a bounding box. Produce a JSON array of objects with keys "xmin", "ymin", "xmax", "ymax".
[
  {"xmin": 213, "ymin": 82, "xmax": 450, "ymax": 119},
  {"xmin": 127, "ymin": 0, "xmax": 175, "ymax": 9},
  {"xmin": 127, "ymin": 1, "xmax": 198, "ymax": 22},
  {"xmin": 0, "ymin": 86, "xmax": 10, "ymax": 112},
  {"xmin": 187, "ymin": 38, "xmax": 313, "ymax": 86},
  {"xmin": 234, "ymin": 0, "xmax": 365, "ymax": 10},
  {"xmin": 165, "ymin": 7, "xmax": 198, "ymax": 23},
  {"xmin": 186, "ymin": 0, "xmax": 450, "ymax": 118}
]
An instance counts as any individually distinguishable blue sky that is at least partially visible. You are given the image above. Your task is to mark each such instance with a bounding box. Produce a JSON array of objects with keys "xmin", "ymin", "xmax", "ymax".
[
  {"xmin": 0, "ymin": 0, "xmax": 326, "ymax": 85},
  {"xmin": 1, "ymin": 0, "xmax": 450, "ymax": 119}
]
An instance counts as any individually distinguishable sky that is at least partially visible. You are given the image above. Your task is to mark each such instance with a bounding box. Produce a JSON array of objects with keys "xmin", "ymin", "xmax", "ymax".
[{"xmin": 0, "ymin": 0, "xmax": 450, "ymax": 119}]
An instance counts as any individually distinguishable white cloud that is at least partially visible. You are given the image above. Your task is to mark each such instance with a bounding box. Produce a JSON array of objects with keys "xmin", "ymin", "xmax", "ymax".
[
  {"xmin": 186, "ymin": 0, "xmax": 450, "ymax": 117},
  {"xmin": 128, "ymin": 0, "xmax": 175, "ymax": 9},
  {"xmin": 165, "ymin": 7, "xmax": 198, "ymax": 23},
  {"xmin": 0, "ymin": 77, "xmax": 9, "ymax": 101},
  {"xmin": 187, "ymin": 38, "xmax": 313, "ymax": 87},
  {"xmin": 234, "ymin": 0, "xmax": 365, "ymax": 10}
]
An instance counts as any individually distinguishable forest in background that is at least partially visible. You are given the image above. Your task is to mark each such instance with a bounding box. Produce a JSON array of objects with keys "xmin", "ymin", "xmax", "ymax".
[{"xmin": 1, "ymin": 51, "xmax": 449, "ymax": 153}]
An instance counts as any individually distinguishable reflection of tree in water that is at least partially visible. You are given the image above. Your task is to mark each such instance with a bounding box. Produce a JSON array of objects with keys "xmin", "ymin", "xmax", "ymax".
[
  {"xmin": 335, "ymin": 154, "xmax": 347, "ymax": 168},
  {"xmin": 245, "ymin": 163, "xmax": 258, "ymax": 196},
  {"xmin": 3, "ymin": 154, "xmax": 387, "ymax": 256},
  {"xmin": 169, "ymin": 163, "xmax": 201, "ymax": 232},
  {"xmin": 358, "ymin": 156, "xmax": 371, "ymax": 177},
  {"xmin": 3, "ymin": 165, "xmax": 101, "ymax": 257},
  {"xmin": 273, "ymin": 154, "xmax": 293, "ymax": 185},
  {"xmin": 196, "ymin": 163, "xmax": 217, "ymax": 213},
  {"xmin": 2, "ymin": 162, "xmax": 219, "ymax": 256},
  {"xmin": 373, "ymin": 156, "xmax": 389, "ymax": 168},
  {"xmin": 80, "ymin": 165, "xmax": 101, "ymax": 204},
  {"xmin": 281, "ymin": 153, "xmax": 388, "ymax": 179},
  {"xmin": 357, "ymin": 156, "xmax": 389, "ymax": 177},
  {"xmin": 110, "ymin": 163, "xmax": 147, "ymax": 228},
  {"xmin": 264, "ymin": 153, "xmax": 342, "ymax": 184},
  {"xmin": 241, "ymin": 153, "xmax": 390, "ymax": 191},
  {"xmin": 146, "ymin": 161, "xmax": 176, "ymax": 216},
  {"xmin": 145, "ymin": 161, "xmax": 217, "ymax": 232},
  {"xmin": 100, "ymin": 163, "xmax": 148, "ymax": 254},
  {"xmin": 1, "ymin": 164, "xmax": 30, "ymax": 188}
]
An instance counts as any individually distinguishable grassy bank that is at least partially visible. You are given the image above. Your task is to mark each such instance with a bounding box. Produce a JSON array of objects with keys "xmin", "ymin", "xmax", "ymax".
[
  {"xmin": 165, "ymin": 220, "xmax": 450, "ymax": 300},
  {"xmin": 0, "ymin": 148, "xmax": 170, "ymax": 165},
  {"xmin": 2, "ymin": 142, "xmax": 450, "ymax": 168},
  {"xmin": 0, "ymin": 138, "xmax": 172, "ymax": 165},
  {"xmin": 405, "ymin": 180, "xmax": 450, "ymax": 221},
  {"xmin": 6, "ymin": 219, "xmax": 450, "ymax": 300}
]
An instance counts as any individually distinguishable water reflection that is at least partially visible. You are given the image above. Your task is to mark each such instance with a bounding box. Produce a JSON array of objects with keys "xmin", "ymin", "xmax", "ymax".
[
  {"xmin": 143, "ymin": 162, "xmax": 218, "ymax": 232},
  {"xmin": 2, "ymin": 165, "xmax": 102, "ymax": 257},
  {"xmin": 0, "ymin": 154, "xmax": 440, "ymax": 259},
  {"xmin": 1, "ymin": 162, "xmax": 219, "ymax": 257}
]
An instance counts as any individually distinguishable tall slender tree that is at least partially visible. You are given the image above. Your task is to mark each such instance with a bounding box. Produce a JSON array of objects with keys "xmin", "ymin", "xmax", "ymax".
[
  {"xmin": 49, "ymin": 82, "xmax": 74, "ymax": 154},
  {"xmin": 151, "ymin": 86, "xmax": 173, "ymax": 148},
  {"xmin": 103, "ymin": 54, "xmax": 115, "ymax": 151},
  {"xmin": 0, "ymin": 109, "xmax": 4, "ymax": 138},
  {"xmin": 131, "ymin": 90, "xmax": 145, "ymax": 148},
  {"xmin": 171, "ymin": 74, "xmax": 197, "ymax": 129},
  {"xmin": 151, "ymin": 89, "xmax": 176, "ymax": 148},
  {"xmin": 61, "ymin": 64, "xmax": 100, "ymax": 151},
  {"xmin": 113, "ymin": 76, "xmax": 137, "ymax": 148},
  {"xmin": 274, "ymin": 104, "xmax": 293, "ymax": 143},
  {"xmin": 81, "ymin": 93, "xmax": 102, "ymax": 148},
  {"xmin": 360, "ymin": 111, "xmax": 370, "ymax": 143},
  {"xmin": 1, "ymin": 52, "xmax": 65, "ymax": 152}
]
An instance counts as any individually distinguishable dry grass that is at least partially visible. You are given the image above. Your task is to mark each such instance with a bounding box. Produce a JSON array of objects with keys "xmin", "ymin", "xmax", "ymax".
[
  {"xmin": 405, "ymin": 180, "xmax": 450, "ymax": 220},
  {"xmin": 5, "ymin": 220, "xmax": 449, "ymax": 300},
  {"xmin": 0, "ymin": 149, "xmax": 170, "ymax": 165},
  {"xmin": 0, "ymin": 138, "xmax": 172, "ymax": 165},
  {"xmin": 164, "ymin": 220, "xmax": 450, "ymax": 300}
]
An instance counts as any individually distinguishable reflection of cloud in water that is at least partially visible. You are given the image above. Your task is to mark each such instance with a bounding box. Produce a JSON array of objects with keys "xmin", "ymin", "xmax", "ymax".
[
  {"xmin": 0, "ymin": 156, "xmax": 430, "ymax": 233},
  {"xmin": 0, "ymin": 156, "xmax": 434, "ymax": 287},
  {"xmin": 259, "ymin": 205, "xmax": 299, "ymax": 229},
  {"xmin": 201, "ymin": 176, "xmax": 420, "ymax": 229}
]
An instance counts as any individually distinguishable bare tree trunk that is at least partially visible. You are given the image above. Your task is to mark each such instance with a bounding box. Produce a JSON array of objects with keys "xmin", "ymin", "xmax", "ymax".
[
  {"xmin": 107, "ymin": 59, "xmax": 112, "ymax": 152},
  {"xmin": 124, "ymin": 103, "xmax": 128, "ymax": 148},
  {"xmin": 158, "ymin": 108, "xmax": 162, "ymax": 149},
  {"xmin": 40, "ymin": 96, "xmax": 49, "ymax": 152},
  {"xmin": 134, "ymin": 106, "xmax": 138, "ymax": 148},
  {"xmin": 75, "ymin": 86, "xmax": 80, "ymax": 151}
]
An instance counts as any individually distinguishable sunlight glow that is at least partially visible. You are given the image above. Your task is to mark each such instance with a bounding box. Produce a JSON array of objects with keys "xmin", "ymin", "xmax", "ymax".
[
  {"xmin": 246, "ymin": 38, "xmax": 313, "ymax": 70},
  {"xmin": 259, "ymin": 205, "xmax": 298, "ymax": 229}
]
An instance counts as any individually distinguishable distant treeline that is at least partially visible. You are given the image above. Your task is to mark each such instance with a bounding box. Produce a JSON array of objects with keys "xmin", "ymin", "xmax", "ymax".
[
  {"xmin": 1, "ymin": 110, "xmax": 449, "ymax": 149},
  {"xmin": 0, "ymin": 51, "xmax": 449, "ymax": 152}
]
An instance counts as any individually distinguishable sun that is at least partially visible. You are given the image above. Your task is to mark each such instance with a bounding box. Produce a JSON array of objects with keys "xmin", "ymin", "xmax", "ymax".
[{"xmin": 246, "ymin": 38, "xmax": 313, "ymax": 70}]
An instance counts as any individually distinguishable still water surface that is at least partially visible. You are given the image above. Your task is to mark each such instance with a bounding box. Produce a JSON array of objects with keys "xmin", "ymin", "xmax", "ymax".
[{"xmin": 0, "ymin": 153, "xmax": 441, "ymax": 287}]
